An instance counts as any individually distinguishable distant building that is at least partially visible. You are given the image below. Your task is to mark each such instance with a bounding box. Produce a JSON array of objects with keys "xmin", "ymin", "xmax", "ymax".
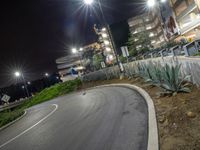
[
  {"xmin": 169, "ymin": 0, "xmax": 200, "ymax": 41},
  {"xmin": 128, "ymin": 11, "xmax": 166, "ymax": 49},
  {"xmin": 94, "ymin": 25, "xmax": 115, "ymax": 64},
  {"xmin": 55, "ymin": 42, "xmax": 100, "ymax": 81}
]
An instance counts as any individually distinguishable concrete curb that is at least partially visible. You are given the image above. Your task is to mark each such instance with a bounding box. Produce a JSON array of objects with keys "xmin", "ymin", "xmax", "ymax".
[
  {"xmin": 89, "ymin": 84, "xmax": 159, "ymax": 150},
  {"xmin": 0, "ymin": 110, "xmax": 27, "ymax": 131}
]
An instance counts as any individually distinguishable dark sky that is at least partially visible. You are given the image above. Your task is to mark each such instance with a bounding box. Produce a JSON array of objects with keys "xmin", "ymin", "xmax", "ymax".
[{"xmin": 0, "ymin": 0, "xmax": 145, "ymax": 87}]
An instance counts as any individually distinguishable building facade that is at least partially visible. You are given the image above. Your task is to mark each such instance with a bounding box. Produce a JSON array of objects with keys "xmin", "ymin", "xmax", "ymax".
[
  {"xmin": 128, "ymin": 11, "xmax": 166, "ymax": 49},
  {"xmin": 55, "ymin": 42, "xmax": 100, "ymax": 79},
  {"xmin": 169, "ymin": 0, "xmax": 200, "ymax": 41},
  {"xmin": 94, "ymin": 25, "xmax": 115, "ymax": 64}
]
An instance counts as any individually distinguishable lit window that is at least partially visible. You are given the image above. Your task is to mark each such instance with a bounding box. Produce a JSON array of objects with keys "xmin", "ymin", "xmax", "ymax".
[
  {"xmin": 106, "ymin": 47, "xmax": 111, "ymax": 52},
  {"xmin": 102, "ymin": 33, "xmax": 108, "ymax": 38},
  {"xmin": 149, "ymin": 33, "xmax": 154, "ymax": 37},
  {"xmin": 146, "ymin": 26, "xmax": 152, "ymax": 30},
  {"xmin": 104, "ymin": 40, "xmax": 109, "ymax": 45}
]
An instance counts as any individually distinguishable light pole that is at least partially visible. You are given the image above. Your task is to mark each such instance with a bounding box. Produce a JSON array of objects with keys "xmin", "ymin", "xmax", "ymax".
[
  {"xmin": 44, "ymin": 73, "xmax": 50, "ymax": 87},
  {"xmin": 72, "ymin": 47, "xmax": 84, "ymax": 69},
  {"xmin": 14, "ymin": 71, "xmax": 30, "ymax": 98},
  {"xmin": 82, "ymin": 0, "xmax": 123, "ymax": 73}
]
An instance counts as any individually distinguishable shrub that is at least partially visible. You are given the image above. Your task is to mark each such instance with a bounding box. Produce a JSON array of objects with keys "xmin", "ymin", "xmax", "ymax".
[
  {"xmin": 161, "ymin": 64, "xmax": 191, "ymax": 93},
  {"xmin": 136, "ymin": 62, "xmax": 191, "ymax": 93}
]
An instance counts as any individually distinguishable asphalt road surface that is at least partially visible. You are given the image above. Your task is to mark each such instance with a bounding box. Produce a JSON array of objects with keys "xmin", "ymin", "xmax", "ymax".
[{"xmin": 0, "ymin": 86, "xmax": 148, "ymax": 150}]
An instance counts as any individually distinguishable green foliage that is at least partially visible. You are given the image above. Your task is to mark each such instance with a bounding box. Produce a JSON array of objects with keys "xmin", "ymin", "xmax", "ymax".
[
  {"xmin": 119, "ymin": 55, "xmax": 127, "ymax": 63},
  {"xmin": 161, "ymin": 64, "xmax": 191, "ymax": 93},
  {"xmin": 92, "ymin": 54, "xmax": 104, "ymax": 70},
  {"xmin": 127, "ymin": 33, "xmax": 138, "ymax": 57},
  {"xmin": 126, "ymin": 32, "xmax": 153, "ymax": 57},
  {"xmin": 0, "ymin": 108, "xmax": 24, "ymax": 127},
  {"xmin": 0, "ymin": 78, "xmax": 82, "ymax": 128},
  {"xmin": 134, "ymin": 63, "xmax": 191, "ymax": 93},
  {"xmin": 136, "ymin": 32, "xmax": 153, "ymax": 54}
]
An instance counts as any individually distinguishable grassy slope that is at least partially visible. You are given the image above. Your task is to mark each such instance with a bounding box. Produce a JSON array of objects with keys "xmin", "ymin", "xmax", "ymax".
[{"xmin": 0, "ymin": 78, "xmax": 82, "ymax": 127}]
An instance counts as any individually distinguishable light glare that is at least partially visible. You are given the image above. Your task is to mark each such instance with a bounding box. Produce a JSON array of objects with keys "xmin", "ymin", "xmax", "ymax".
[
  {"xmin": 45, "ymin": 73, "xmax": 49, "ymax": 77},
  {"xmin": 147, "ymin": 0, "xmax": 156, "ymax": 7},
  {"xmin": 72, "ymin": 48, "xmax": 77, "ymax": 54},
  {"xmin": 15, "ymin": 71, "xmax": 21, "ymax": 77},
  {"xmin": 83, "ymin": 0, "xmax": 94, "ymax": 5}
]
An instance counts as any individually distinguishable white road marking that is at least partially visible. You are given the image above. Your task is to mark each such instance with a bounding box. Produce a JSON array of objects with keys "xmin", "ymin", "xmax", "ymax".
[{"xmin": 0, "ymin": 104, "xmax": 58, "ymax": 149}]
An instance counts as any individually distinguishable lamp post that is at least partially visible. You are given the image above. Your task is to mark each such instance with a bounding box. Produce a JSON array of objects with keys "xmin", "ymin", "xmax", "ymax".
[
  {"xmin": 72, "ymin": 48, "xmax": 84, "ymax": 68},
  {"xmin": 82, "ymin": 0, "xmax": 123, "ymax": 73},
  {"xmin": 14, "ymin": 71, "xmax": 30, "ymax": 98}
]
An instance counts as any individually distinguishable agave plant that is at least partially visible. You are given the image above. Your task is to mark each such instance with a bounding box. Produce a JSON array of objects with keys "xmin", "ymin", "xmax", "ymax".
[
  {"xmin": 160, "ymin": 64, "xmax": 191, "ymax": 93},
  {"xmin": 136, "ymin": 62, "xmax": 191, "ymax": 93}
]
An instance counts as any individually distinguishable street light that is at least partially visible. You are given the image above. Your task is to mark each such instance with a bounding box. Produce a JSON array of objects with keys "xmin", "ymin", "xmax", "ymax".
[
  {"xmin": 147, "ymin": 0, "xmax": 156, "ymax": 7},
  {"xmin": 14, "ymin": 71, "xmax": 30, "ymax": 97},
  {"xmin": 72, "ymin": 47, "xmax": 84, "ymax": 72},
  {"xmin": 15, "ymin": 71, "xmax": 21, "ymax": 77},
  {"xmin": 81, "ymin": 0, "xmax": 122, "ymax": 73},
  {"xmin": 45, "ymin": 73, "xmax": 49, "ymax": 77},
  {"xmin": 72, "ymin": 48, "xmax": 77, "ymax": 54},
  {"xmin": 147, "ymin": 0, "xmax": 166, "ymax": 7},
  {"xmin": 83, "ymin": 0, "xmax": 94, "ymax": 5}
]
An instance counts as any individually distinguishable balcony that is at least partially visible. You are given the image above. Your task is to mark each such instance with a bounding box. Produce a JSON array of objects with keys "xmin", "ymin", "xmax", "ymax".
[
  {"xmin": 176, "ymin": 2, "xmax": 197, "ymax": 21},
  {"xmin": 180, "ymin": 17, "xmax": 200, "ymax": 34}
]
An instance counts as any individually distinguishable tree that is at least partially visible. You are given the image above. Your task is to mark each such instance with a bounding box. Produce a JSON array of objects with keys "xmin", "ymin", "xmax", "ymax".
[
  {"xmin": 92, "ymin": 53, "xmax": 104, "ymax": 70},
  {"xmin": 137, "ymin": 32, "xmax": 153, "ymax": 54},
  {"xmin": 127, "ymin": 33, "xmax": 138, "ymax": 57},
  {"xmin": 127, "ymin": 31, "xmax": 154, "ymax": 57}
]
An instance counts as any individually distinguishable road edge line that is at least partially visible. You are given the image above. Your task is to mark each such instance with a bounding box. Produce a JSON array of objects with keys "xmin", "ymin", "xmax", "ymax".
[
  {"xmin": 0, "ymin": 104, "xmax": 58, "ymax": 149},
  {"xmin": 89, "ymin": 83, "xmax": 159, "ymax": 150},
  {"xmin": 0, "ymin": 110, "xmax": 27, "ymax": 131}
]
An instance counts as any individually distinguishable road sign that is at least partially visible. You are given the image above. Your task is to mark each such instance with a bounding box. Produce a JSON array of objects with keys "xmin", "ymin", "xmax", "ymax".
[
  {"xmin": 121, "ymin": 46, "xmax": 129, "ymax": 57},
  {"xmin": 1, "ymin": 94, "xmax": 10, "ymax": 103}
]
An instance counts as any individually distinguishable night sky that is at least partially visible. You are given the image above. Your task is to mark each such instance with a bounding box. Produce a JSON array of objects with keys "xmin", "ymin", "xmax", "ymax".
[{"xmin": 0, "ymin": 0, "xmax": 145, "ymax": 87}]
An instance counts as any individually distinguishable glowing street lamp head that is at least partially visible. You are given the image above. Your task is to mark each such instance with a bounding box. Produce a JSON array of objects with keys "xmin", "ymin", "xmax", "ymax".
[
  {"xmin": 45, "ymin": 73, "xmax": 49, "ymax": 77},
  {"xmin": 83, "ymin": 0, "xmax": 94, "ymax": 5},
  {"xmin": 15, "ymin": 71, "xmax": 21, "ymax": 77},
  {"xmin": 72, "ymin": 48, "xmax": 77, "ymax": 54},
  {"xmin": 147, "ymin": 0, "xmax": 156, "ymax": 7}
]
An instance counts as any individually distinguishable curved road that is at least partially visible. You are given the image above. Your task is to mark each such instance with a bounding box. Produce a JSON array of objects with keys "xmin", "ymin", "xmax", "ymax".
[{"xmin": 0, "ymin": 86, "xmax": 148, "ymax": 150}]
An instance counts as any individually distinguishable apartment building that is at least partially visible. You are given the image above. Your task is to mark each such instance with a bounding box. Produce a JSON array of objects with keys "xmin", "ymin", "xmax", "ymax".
[
  {"xmin": 170, "ymin": 0, "xmax": 200, "ymax": 41},
  {"xmin": 128, "ymin": 11, "xmax": 166, "ymax": 49}
]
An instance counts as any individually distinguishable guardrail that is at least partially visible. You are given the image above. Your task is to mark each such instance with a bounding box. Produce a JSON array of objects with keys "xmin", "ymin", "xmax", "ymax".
[
  {"xmin": 0, "ymin": 100, "xmax": 26, "ymax": 112},
  {"xmin": 140, "ymin": 40, "xmax": 200, "ymax": 60}
]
